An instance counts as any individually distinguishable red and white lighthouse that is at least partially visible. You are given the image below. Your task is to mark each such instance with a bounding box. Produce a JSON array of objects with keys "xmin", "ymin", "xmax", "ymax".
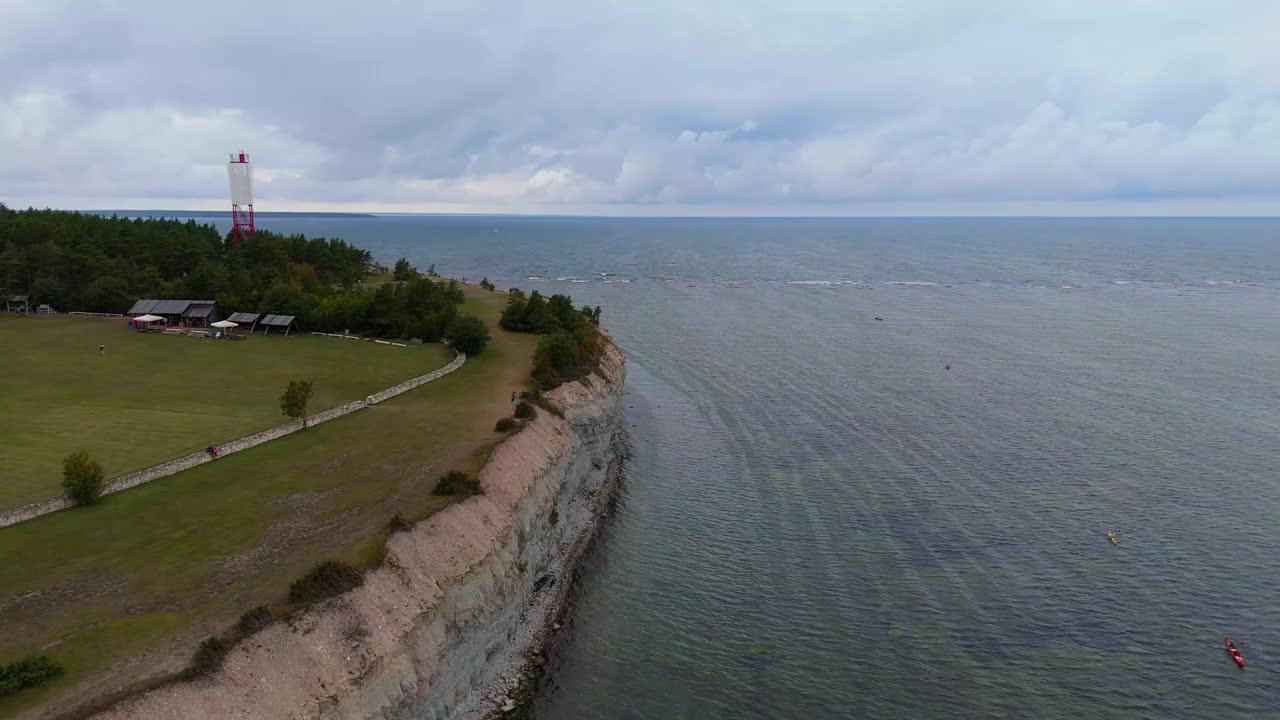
[{"xmin": 226, "ymin": 151, "xmax": 255, "ymax": 247}]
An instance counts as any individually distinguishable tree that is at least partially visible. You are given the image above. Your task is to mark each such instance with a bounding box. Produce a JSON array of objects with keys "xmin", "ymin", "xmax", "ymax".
[
  {"xmin": 280, "ymin": 379, "xmax": 314, "ymax": 427},
  {"xmin": 426, "ymin": 263, "xmax": 438, "ymax": 277},
  {"xmin": 447, "ymin": 315, "xmax": 490, "ymax": 355},
  {"xmin": 62, "ymin": 451, "xmax": 105, "ymax": 506},
  {"xmin": 83, "ymin": 275, "xmax": 132, "ymax": 313},
  {"xmin": 393, "ymin": 257, "xmax": 416, "ymax": 281},
  {"xmin": 444, "ymin": 279, "xmax": 464, "ymax": 304},
  {"xmin": 500, "ymin": 292, "xmax": 528, "ymax": 331},
  {"xmin": 518, "ymin": 291, "xmax": 554, "ymax": 332},
  {"xmin": 261, "ymin": 281, "xmax": 310, "ymax": 322}
]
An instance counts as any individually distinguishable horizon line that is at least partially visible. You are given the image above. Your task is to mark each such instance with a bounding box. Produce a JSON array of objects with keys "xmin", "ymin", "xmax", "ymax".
[{"xmin": 77, "ymin": 209, "xmax": 1280, "ymax": 221}]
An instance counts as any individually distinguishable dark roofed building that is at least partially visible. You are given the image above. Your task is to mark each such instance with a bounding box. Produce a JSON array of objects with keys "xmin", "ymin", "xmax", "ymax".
[
  {"xmin": 259, "ymin": 314, "xmax": 299, "ymax": 336},
  {"xmin": 127, "ymin": 299, "xmax": 218, "ymax": 326},
  {"xmin": 226, "ymin": 312, "xmax": 261, "ymax": 332},
  {"xmin": 127, "ymin": 299, "xmax": 159, "ymax": 315},
  {"xmin": 182, "ymin": 302, "xmax": 219, "ymax": 326},
  {"xmin": 7, "ymin": 294, "xmax": 30, "ymax": 312}
]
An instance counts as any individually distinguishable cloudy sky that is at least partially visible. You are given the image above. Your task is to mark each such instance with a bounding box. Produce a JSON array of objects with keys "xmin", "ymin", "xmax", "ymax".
[{"xmin": 3, "ymin": 1, "xmax": 1279, "ymax": 215}]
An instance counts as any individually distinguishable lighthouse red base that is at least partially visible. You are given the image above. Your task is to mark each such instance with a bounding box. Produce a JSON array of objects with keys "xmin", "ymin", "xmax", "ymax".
[{"xmin": 231, "ymin": 203, "xmax": 254, "ymax": 248}]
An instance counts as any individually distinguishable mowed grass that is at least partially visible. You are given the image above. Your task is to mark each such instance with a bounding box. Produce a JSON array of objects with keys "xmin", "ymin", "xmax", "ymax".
[
  {"xmin": 0, "ymin": 287, "xmax": 537, "ymax": 720},
  {"xmin": 0, "ymin": 315, "xmax": 453, "ymax": 511}
]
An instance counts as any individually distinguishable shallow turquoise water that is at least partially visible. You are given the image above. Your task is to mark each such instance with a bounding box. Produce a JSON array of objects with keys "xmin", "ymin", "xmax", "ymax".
[{"xmin": 203, "ymin": 216, "xmax": 1280, "ymax": 718}]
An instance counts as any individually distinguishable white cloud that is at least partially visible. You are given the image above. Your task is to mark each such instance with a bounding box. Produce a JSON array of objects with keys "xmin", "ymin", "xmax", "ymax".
[{"xmin": 2, "ymin": 0, "xmax": 1279, "ymax": 214}]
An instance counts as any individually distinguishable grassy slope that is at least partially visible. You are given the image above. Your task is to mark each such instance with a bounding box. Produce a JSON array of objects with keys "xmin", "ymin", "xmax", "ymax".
[
  {"xmin": 0, "ymin": 287, "xmax": 536, "ymax": 719},
  {"xmin": 0, "ymin": 315, "xmax": 454, "ymax": 511}
]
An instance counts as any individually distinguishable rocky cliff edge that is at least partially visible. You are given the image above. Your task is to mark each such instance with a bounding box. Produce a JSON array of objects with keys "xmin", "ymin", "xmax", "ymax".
[{"xmin": 95, "ymin": 338, "xmax": 627, "ymax": 720}]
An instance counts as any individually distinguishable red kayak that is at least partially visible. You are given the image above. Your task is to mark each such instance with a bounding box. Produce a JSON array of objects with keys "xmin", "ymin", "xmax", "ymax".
[{"xmin": 1225, "ymin": 638, "xmax": 1245, "ymax": 668}]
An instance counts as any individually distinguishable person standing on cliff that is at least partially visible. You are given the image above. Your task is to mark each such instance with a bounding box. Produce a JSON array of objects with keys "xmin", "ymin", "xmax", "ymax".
[{"xmin": 511, "ymin": 391, "xmax": 518, "ymax": 411}]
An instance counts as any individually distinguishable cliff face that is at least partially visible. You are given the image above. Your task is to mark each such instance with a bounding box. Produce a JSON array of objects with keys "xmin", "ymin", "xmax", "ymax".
[{"xmin": 95, "ymin": 340, "xmax": 626, "ymax": 720}]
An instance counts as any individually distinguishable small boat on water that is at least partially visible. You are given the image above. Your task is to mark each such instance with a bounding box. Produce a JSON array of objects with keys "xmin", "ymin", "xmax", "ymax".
[
  {"xmin": 1106, "ymin": 530, "xmax": 1118, "ymax": 545},
  {"xmin": 1226, "ymin": 638, "xmax": 1245, "ymax": 668}
]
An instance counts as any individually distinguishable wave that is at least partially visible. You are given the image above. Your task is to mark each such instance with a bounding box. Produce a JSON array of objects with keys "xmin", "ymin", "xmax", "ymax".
[
  {"xmin": 787, "ymin": 280, "xmax": 839, "ymax": 286},
  {"xmin": 527, "ymin": 276, "xmax": 545, "ymax": 281},
  {"xmin": 885, "ymin": 281, "xmax": 938, "ymax": 286}
]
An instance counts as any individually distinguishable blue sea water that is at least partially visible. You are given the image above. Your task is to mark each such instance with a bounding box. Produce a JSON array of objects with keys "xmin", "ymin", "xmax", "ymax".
[{"xmin": 200, "ymin": 216, "xmax": 1280, "ymax": 718}]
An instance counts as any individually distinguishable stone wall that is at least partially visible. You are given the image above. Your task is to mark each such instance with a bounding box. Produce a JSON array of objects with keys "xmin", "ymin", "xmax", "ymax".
[
  {"xmin": 0, "ymin": 352, "xmax": 466, "ymax": 529},
  {"xmin": 368, "ymin": 352, "xmax": 466, "ymax": 405}
]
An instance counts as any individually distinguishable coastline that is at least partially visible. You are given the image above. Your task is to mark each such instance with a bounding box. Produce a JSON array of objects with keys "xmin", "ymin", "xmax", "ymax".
[
  {"xmin": 477, "ymin": 414, "xmax": 629, "ymax": 720},
  {"xmin": 88, "ymin": 337, "xmax": 626, "ymax": 720}
]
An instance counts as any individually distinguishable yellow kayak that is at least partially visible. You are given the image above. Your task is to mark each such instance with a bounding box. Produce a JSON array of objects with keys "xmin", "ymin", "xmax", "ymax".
[{"xmin": 1106, "ymin": 531, "xmax": 1118, "ymax": 545}]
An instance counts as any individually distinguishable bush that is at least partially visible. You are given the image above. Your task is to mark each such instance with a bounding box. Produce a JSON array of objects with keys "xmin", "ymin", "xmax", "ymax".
[
  {"xmin": 532, "ymin": 325, "xmax": 604, "ymax": 391},
  {"xmin": 186, "ymin": 637, "xmax": 229, "ymax": 678},
  {"xmin": 0, "ymin": 655, "xmax": 64, "ymax": 698},
  {"xmin": 521, "ymin": 389, "xmax": 565, "ymax": 418},
  {"xmin": 393, "ymin": 257, "xmax": 417, "ymax": 281},
  {"xmin": 447, "ymin": 314, "xmax": 490, "ymax": 355},
  {"xmin": 432, "ymin": 470, "xmax": 480, "ymax": 496},
  {"xmin": 388, "ymin": 512, "xmax": 412, "ymax": 532},
  {"xmin": 236, "ymin": 606, "xmax": 274, "ymax": 635},
  {"xmin": 514, "ymin": 401, "xmax": 537, "ymax": 420},
  {"xmin": 61, "ymin": 450, "xmax": 104, "ymax": 506},
  {"xmin": 288, "ymin": 560, "xmax": 364, "ymax": 604},
  {"xmin": 495, "ymin": 417, "xmax": 517, "ymax": 433}
]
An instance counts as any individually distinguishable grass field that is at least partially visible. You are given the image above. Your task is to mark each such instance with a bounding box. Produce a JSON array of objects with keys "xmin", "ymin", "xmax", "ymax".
[
  {"xmin": 0, "ymin": 316, "xmax": 454, "ymax": 511},
  {"xmin": 0, "ymin": 287, "xmax": 538, "ymax": 719}
]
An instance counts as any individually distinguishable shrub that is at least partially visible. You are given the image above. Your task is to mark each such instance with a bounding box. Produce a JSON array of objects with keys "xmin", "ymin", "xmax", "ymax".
[
  {"xmin": 388, "ymin": 512, "xmax": 412, "ymax": 532},
  {"xmin": 432, "ymin": 470, "xmax": 480, "ymax": 496},
  {"xmin": 236, "ymin": 606, "xmax": 274, "ymax": 635},
  {"xmin": 514, "ymin": 401, "xmax": 537, "ymax": 420},
  {"xmin": 61, "ymin": 451, "xmax": 104, "ymax": 506},
  {"xmin": 186, "ymin": 637, "xmax": 229, "ymax": 678},
  {"xmin": 522, "ymin": 389, "xmax": 565, "ymax": 418},
  {"xmin": 288, "ymin": 560, "xmax": 364, "ymax": 604},
  {"xmin": 0, "ymin": 655, "xmax": 64, "ymax": 698},
  {"xmin": 393, "ymin": 257, "xmax": 417, "ymax": 281},
  {"xmin": 532, "ymin": 325, "xmax": 604, "ymax": 391},
  {"xmin": 447, "ymin": 314, "xmax": 490, "ymax": 355},
  {"xmin": 495, "ymin": 417, "xmax": 517, "ymax": 433}
]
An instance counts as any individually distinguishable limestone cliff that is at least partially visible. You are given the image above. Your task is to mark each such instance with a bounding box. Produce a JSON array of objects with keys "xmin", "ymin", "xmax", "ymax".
[{"xmin": 95, "ymin": 340, "xmax": 626, "ymax": 720}]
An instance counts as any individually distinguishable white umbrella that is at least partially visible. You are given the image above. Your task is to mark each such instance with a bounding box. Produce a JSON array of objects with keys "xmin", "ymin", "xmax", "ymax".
[
  {"xmin": 134, "ymin": 314, "xmax": 164, "ymax": 323},
  {"xmin": 210, "ymin": 320, "xmax": 238, "ymax": 329}
]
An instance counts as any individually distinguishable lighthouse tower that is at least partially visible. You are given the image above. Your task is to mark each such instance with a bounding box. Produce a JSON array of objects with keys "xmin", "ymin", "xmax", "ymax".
[{"xmin": 226, "ymin": 151, "xmax": 254, "ymax": 247}]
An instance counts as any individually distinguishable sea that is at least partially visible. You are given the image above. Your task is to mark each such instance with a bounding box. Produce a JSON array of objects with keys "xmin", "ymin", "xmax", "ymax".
[{"xmin": 188, "ymin": 215, "xmax": 1280, "ymax": 719}]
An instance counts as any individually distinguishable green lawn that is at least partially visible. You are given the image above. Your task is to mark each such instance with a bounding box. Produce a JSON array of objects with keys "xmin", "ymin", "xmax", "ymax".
[
  {"xmin": 0, "ymin": 287, "xmax": 537, "ymax": 720},
  {"xmin": 0, "ymin": 315, "xmax": 453, "ymax": 511}
]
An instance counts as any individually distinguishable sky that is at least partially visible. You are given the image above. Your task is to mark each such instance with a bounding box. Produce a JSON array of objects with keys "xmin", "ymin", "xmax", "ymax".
[{"xmin": 2, "ymin": 1, "xmax": 1279, "ymax": 216}]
